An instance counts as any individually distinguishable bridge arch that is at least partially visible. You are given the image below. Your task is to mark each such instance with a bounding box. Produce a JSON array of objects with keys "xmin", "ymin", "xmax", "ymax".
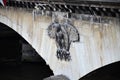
[
  {"xmin": 0, "ymin": 7, "xmax": 52, "ymax": 61},
  {"xmin": 79, "ymin": 61, "xmax": 120, "ymax": 80},
  {"xmin": 0, "ymin": 22, "xmax": 54, "ymax": 79},
  {"xmin": 0, "ymin": 7, "xmax": 120, "ymax": 80}
]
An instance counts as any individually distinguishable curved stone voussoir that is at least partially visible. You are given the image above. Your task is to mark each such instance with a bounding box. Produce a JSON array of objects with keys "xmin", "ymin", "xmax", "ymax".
[{"xmin": 43, "ymin": 75, "xmax": 70, "ymax": 80}]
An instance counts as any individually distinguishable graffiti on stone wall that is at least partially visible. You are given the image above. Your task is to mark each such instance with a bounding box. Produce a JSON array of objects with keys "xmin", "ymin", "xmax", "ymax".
[{"xmin": 47, "ymin": 17, "xmax": 80, "ymax": 61}]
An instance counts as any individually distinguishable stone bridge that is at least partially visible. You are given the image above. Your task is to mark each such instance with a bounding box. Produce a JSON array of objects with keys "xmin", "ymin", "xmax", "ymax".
[{"xmin": 0, "ymin": 0, "xmax": 120, "ymax": 80}]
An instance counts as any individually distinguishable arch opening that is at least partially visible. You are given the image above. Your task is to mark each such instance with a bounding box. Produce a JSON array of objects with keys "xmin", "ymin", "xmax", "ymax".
[
  {"xmin": 0, "ymin": 22, "xmax": 53, "ymax": 80},
  {"xmin": 79, "ymin": 61, "xmax": 120, "ymax": 80}
]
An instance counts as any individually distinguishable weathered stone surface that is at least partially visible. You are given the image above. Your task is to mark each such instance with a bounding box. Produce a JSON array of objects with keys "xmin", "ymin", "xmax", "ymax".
[{"xmin": 0, "ymin": 8, "xmax": 120, "ymax": 80}]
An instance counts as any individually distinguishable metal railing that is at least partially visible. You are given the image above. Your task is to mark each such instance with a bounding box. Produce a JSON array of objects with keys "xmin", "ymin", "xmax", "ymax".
[{"xmin": 0, "ymin": 0, "xmax": 120, "ymax": 17}]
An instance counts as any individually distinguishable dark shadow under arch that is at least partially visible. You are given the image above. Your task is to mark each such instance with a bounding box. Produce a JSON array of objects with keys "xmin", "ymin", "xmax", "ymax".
[
  {"xmin": 0, "ymin": 22, "xmax": 53, "ymax": 80},
  {"xmin": 79, "ymin": 61, "xmax": 120, "ymax": 80}
]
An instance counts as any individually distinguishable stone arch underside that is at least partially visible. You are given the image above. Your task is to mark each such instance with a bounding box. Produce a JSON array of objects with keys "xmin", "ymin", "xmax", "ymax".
[
  {"xmin": 0, "ymin": 22, "xmax": 54, "ymax": 79},
  {"xmin": 79, "ymin": 61, "xmax": 120, "ymax": 80},
  {"xmin": 0, "ymin": 7, "xmax": 120, "ymax": 80}
]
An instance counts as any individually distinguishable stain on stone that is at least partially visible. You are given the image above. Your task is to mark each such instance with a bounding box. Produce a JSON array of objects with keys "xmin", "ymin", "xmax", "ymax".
[{"xmin": 47, "ymin": 17, "xmax": 79, "ymax": 61}]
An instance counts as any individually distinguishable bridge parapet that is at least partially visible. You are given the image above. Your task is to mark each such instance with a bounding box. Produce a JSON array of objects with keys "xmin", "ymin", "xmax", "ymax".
[{"xmin": 0, "ymin": 0, "xmax": 120, "ymax": 17}]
